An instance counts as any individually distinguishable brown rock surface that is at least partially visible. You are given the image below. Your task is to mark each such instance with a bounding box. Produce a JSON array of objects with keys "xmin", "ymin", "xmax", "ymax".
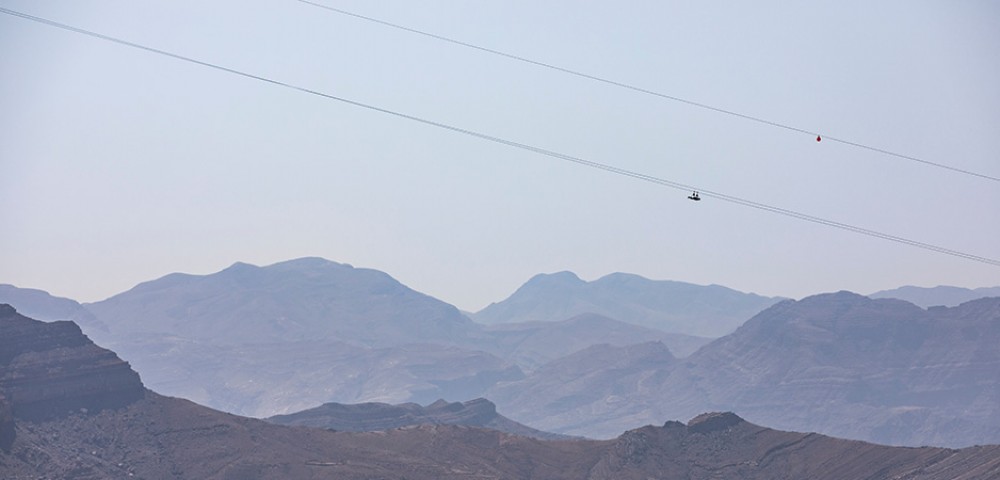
[{"xmin": 0, "ymin": 305, "xmax": 144, "ymax": 421}]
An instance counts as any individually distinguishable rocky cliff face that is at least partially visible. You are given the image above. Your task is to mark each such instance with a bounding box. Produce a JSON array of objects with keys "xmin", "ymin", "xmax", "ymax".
[{"xmin": 0, "ymin": 304, "xmax": 144, "ymax": 422}]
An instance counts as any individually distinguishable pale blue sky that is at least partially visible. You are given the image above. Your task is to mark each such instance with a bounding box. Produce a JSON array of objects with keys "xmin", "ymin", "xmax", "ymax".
[{"xmin": 2, "ymin": 0, "xmax": 998, "ymax": 311}]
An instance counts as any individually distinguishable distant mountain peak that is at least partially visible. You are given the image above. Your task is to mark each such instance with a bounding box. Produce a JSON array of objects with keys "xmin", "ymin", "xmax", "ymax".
[
  {"xmin": 85, "ymin": 257, "xmax": 477, "ymax": 348},
  {"xmin": 268, "ymin": 396, "xmax": 562, "ymax": 440},
  {"xmin": 870, "ymin": 284, "xmax": 1000, "ymax": 308},
  {"xmin": 686, "ymin": 412, "xmax": 745, "ymax": 433},
  {"xmin": 594, "ymin": 272, "xmax": 648, "ymax": 284},
  {"xmin": 801, "ymin": 290, "xmax": 870, "ymax": 303},
  {"xmin": 522, "ymin": 271, "xmax": 584, "ymax": 288},
  {"xmin": 269, "ymin": 256, "xmax": 350, "ymax": 270},
  {"xmin": 220, "ymin": 261, "xmax": 259, "ymax": 274},
  {"xmin": 474, "ymin": 271, "xmax": 783, "ymax": 336}
]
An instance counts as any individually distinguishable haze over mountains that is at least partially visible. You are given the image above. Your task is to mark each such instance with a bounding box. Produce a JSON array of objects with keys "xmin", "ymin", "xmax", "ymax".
[
  {"xmin": 0, "ymin": 258, "xmax": 735, "ymax": 417},
  {"xmin": 871, "ymin": 285, "xmax": 1000, "ymax": 308},
  {"xmin": 84, "ymin": 257, "xmax": 480, "ymax": 348},
  {"xmin": 473, "ymin": 271, "xmax": 783, "ymax": 337},
  {"xmin": 3, "ymin": 305, "xmax": 999, "ymax": 479},
  {"xmin": 2, "ymin": 257, "xmax": 1000, "ymax": 449}
]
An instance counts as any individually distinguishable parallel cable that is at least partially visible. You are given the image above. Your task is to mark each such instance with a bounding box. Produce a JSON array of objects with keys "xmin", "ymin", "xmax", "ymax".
[
  {"xmin": 2, "ymin": 6, "xmax": 997, "ymax": 267},
  {"xmin": 294, "ymin": 0, "xmax": 1000, "ymax": 184}
]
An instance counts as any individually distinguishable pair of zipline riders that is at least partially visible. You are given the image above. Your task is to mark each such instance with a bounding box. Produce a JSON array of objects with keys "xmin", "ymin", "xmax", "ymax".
[{"xmin": 687, "ymin": 135, "xmax": 821, "ymax": 202}]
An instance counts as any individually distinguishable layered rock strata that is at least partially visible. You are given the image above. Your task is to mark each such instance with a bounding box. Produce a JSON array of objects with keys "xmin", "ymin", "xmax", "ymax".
[{"xmin": 0, "ymin": 304, "xmax": 144, "ymax": 421}]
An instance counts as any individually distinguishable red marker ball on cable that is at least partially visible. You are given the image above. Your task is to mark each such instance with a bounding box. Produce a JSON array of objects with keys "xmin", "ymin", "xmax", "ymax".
[{"xmin": 816, "ymin": 135, "xmax": 822, "ymax": 142}]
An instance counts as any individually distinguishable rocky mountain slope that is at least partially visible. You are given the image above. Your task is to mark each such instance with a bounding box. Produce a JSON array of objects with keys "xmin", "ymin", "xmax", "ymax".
[
  {"xmin": 268, "ymin": 397, "xmax": 568, "ymax": 440},
  {"xmin": 473, "ymin": 271, "xmax": 782, "ymax": 336},
  {"xmin": 490, "ymin": 292, "xmax": 1000, "ymax": 447},
  {"xmin": 3, "ymin": 304, "xmax": 1000, "ymax": 480},
  {"xmin": 870, "ymin": 284, "xmax": 1000, "ymax": 308}
]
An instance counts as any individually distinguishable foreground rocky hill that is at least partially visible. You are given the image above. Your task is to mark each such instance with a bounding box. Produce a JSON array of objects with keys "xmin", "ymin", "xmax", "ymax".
[
  {"xmin": 2, "ymin": 305, "xmax": 1000, "ymax": 480},
  {"xmin": 473, "ymin": 271, "xmax": 782, "ymax": 337},
  {"xmin": 0, "ymin": 304, "xmax": 143, "ymax": 422},
  {"xmin": 489, "ymin": 292, "xmax": 1000, "ymax": 447}
]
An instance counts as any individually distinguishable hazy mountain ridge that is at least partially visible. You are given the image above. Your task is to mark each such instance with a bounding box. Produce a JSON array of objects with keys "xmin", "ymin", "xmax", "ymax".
[
  {"xmin": 267, "ymin": 397, "xmax": 570, "ymax": 440},
  {"xmin": 870, "ymin": 284, "xmax": 1000, "ymax": 308},
  {"xmin": 0, "ymin": 284, "xmax": 108, "ymax": 334},
  {"xmin": 3, "ymin": 307, "xmax": 999, "ymax": 479},
  {"xmin": 473, "ymin": 271, "xmax": 783, "ymax": 337},
  {"xmin": 489, "ymin": 292, "xmax": 1000, "ymax": 447},
  {"xmin": 85, "ymin": 257, "xmax": 480, "ymax": 348}
]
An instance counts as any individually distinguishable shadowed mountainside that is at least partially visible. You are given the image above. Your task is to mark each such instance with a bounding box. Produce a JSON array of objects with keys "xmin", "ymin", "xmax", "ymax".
[
  {"xmin": 267, "ymin": 397, "xmax": 570, "ymax": 440},
  {"xmin": 0, "ymin": 304, "xmax": 143, "ymax": 422},
  {"xmin": 489, "ymin": 293, "xmax": 1000, "ymax": 447},
  {"xmin": 473, "ymin": 271, "xmax": 782, "ymax": 337},
  {"xmin": 870, "ymin": 285, "xmax": 1000, "ymax": 308}
]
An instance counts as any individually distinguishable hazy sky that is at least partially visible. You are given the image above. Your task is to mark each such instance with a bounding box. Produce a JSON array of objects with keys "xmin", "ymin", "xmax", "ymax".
[{"xmin": 2, "ymin": 0, "xmax": 998, "ymax": 311}]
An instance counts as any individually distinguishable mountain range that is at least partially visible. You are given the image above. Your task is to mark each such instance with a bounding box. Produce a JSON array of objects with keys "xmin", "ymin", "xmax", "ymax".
[
  {"xmin": 3, "ymin": 305, "xmax": 998, "ymax": 479},
  {"xmin": 2, "ymin": 258, "xmax": 999, "ymax": 448},
  {"xmin": 487, "ymin": 292, "xmax": 1000, "ymax": 446},
  {"xmin": 0, "ymin": 259, "xmax": 726, "ymax": 417}
]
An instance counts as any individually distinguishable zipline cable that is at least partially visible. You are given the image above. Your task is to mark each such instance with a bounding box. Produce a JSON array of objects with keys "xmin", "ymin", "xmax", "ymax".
[
  {"xmin": 2, "ymin": 6, "xmax": 997, "ymax": 267},
  {"xmin": 293, "ymin": 0, "xmax": 1000, "ymax": 184}
]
